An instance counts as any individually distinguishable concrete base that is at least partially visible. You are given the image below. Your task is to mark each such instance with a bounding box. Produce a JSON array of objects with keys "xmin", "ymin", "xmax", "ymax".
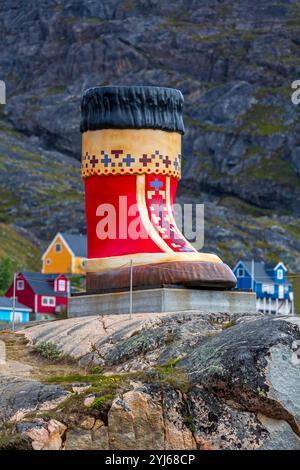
[{"xmin": 68, "ymin": 288, "xmax": 256, "ymax": 317}]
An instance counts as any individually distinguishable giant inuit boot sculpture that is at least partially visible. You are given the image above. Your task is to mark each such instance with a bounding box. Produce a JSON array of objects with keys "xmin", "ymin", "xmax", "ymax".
[{"xmin": 81, "ymin": 86, "xmax": 236, "ymax": 292}]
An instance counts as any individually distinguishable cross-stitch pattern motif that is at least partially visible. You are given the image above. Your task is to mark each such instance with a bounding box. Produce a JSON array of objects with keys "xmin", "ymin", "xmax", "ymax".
[
  {"xmin": 145, "ymin": 175, "xmax": 195, "ymax": 253},
  {"xmin": 82, "ymin": 149, "xmax": 181, "ymax": 179}
]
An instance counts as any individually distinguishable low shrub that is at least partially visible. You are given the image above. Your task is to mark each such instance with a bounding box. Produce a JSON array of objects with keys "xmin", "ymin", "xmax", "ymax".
[
  {"xmin": 34, "ymin": 341, "xmax": 61, "ymax": 360},
  {"xmin": 90, "ymin": 394, "xmax": 114, "ymax": 411},
  {"xmin": 90, "ymin": 365, "xmax": 103, "ymax": 375},
  {"xmin": 185, "ymin": 415, "xmax": 196, "ymax": 433}
]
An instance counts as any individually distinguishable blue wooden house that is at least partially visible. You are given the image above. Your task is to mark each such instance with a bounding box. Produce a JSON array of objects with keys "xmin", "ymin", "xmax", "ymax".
[
  {"xmin": 233, "ymin": 260, "xmax": 294, "ymax": 315},
  {"xmin": 0, "ymin": 296, "xmax": 32, "ymax": 323}
]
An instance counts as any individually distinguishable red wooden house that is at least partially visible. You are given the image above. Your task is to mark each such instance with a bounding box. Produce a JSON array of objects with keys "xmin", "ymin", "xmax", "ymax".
[{"xmin": 5, "ymin": 272, "xmax": 69, "ymax": 320}]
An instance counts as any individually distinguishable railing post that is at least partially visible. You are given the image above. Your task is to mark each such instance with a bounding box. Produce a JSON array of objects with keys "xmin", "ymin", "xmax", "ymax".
[{"xmin": 12, "ymin": 272, "xmax": 16, "ymax": 331}]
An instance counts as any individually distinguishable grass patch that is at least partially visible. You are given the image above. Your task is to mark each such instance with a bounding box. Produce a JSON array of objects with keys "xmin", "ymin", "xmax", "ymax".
[
  {"xmin": 45, "ymin": 375, "xmax": 125, "ymax": 424},
  {"xmin": 90, "ymin": 394, "xmax": 114, "ymax": 411},
  {"xmin": 184, "ymin": 415, "xmax": 196, "ymax": 433},
  {"xmin": 164, "ymin": 333, "xmax": 176, "ymax": 345},
  {"xmin": 219, "ymin": 196, "xmax": 273, "ymax": 218},
  {"xmin": 0, "ymin": 223, "xmax": 41, "ymax": 271},
  {"xmin": 162, "ymin": 18, "xmax": 202, "ymax": 31},
  {"xmin": 155, "ymin": 357, "xmax": 181, "ymax": 375},
  {"xmin": 46, "ymin": 373, "xmax": 123, "ymax": 395},
  {"xmin": 215, "ymin": 241, "xmax": 234, "ymax": 264},
  {"xmin": 154, "ymin": 358, "xmax": 192, "ymax": 393},
  {"xmin": 90, "ymin": 365, "xmax": 103, "ymax": 375},
  {"xmin": 46, "ymin": 86, "xmax": 66, "ymax": 96},
  {"xmin": 241, "ymin": 152, "xmax": 300, "ymax": 188},
  {"xmin": 45, "ymin": 372, "xmax": 101, "ymax": 383},
  {"xmin": 185, "ymin": 115, "xmax": 225, "ymax": 133},
  {"xmin": 283, "ymin": 224, "xmax": 300, "ymax": 240},
  {"xmin": 8, "ymin": 144, "xmax": 40, "ymax": 162},
  {"xmin": 190, "ymin": 28, "xmax": 236, "ymax": 43},
  {"xmin": 287, "ymin": 18, "xmax": 300, "ymax": 28},
  {"xmin": 288, "ymin": 274, "xmax": 300, "ymax": 315},
  {"xmin": 88, "ymin": 375, "xmax": 123, "ymax": 397},
  {"xmin": 51, "ymin": 393, "xmax": 89, "ymax": 420},
  {"xmin": 206, "ymin": 331, "xmax": 219, "ymax": 337},
  {"xmin": 0, "ymin": 189, "xmax": 19, "ymax": 222},
  {"xmin": 222, "ymin": 320, "xmax": 236, "ymax": 330},
  {"xmin": 0, "ymin": 121, "xmax": 23, "ymax": 139},
  {"xmin": 255, "ymin": 239, "xmax": 269, "ymax": 250},
  {"xmin": 0, "ymin": 432, "xmax": 31, "ymax": 450},
  {"xmin": 240, "ymin": 104, "xmax": 287, "ymax": 136},
  {"xmin": 264, "ymin": 250, "xmax": 283, "ymax": 265}
]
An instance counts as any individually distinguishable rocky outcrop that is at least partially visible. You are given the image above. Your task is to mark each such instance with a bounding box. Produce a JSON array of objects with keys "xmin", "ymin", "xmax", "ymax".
[
  {"xmin": 67, "ymin": 376, "xmax": 300, "ymax": 450},
  {"xmin": 0, "ymin": 377, "xmax": 69, "ymax": 423},
  {"xmin": 16, "ymin": 419, "xmax": 67, "ymax": 450},
  {"xmin": 181, "ymin": 317, "xmax": 300, "ymax": 433},
  {"xmin": 10, "ymin": 313, "xmax": 300, "ymax": 449},
  {"xmin": 181, "ymin": 316, "xmax": 300, "ymax": 450},
  {"xmin": 21, "ymin": 311, "xmax": 251, "ymax": 369},
  {"xmin": 65, "ymin": 426, "xmax": 109, "ymax": 451},
  {"xmin": 107, "ymin": 386, "xmax": 196, "ymax": 450}
]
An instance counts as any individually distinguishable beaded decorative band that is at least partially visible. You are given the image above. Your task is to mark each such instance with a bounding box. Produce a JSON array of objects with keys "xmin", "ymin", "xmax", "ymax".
[
  {"xmin": 81, "ymin": 129, "xmax": 182, "ymax": 180},
  {"xmin": 81, "ymin": 148, "xmax": 182, "ymax": 179}
]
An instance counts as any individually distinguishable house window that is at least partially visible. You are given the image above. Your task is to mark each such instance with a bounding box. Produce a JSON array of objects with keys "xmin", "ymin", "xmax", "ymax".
[
  {"xmin": 17, "ymin": 280, "xmax": 24, "ymax": 290},
  {"xmin": 41, "ymin": 296, "xmax": 56, "ymax": 307},
  {"xmin": 237, "ymin": 268, "xmax": 245, "ymax": 277},
  {"xmin": 277, "ymin": 269, "xmax": 283, "ymax": 280},
  {"xmin": 278, "ymin": 285, "xmax": 284, "ymax": 299},
  {"xmin": 58, "ymin": 280, "xmax": 65, "ymax": 292},
  {"xmin": 10, "ymin": 312, "xmax": 22, "ymax": 323},
  {"xmin": 262, "ymin": 284, "xmax": 274, "ymax": 294},
  {"xmin": 55, "ymin": 243, "xmax": 62, "ymax": 253}
]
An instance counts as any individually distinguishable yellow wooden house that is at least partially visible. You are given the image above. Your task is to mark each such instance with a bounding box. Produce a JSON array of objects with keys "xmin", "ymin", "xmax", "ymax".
[{"xmin": 42, "ymin": 232, "xmax": 87, "ymax": 275}]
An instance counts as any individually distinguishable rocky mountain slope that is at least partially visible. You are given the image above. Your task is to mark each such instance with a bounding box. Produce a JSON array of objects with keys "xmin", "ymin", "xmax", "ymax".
[
  {"xmin": 1, "ymin": 311, "xmax": 300, "ymax": 450},
  {"xmin": 0, "ymin": 0, "xmax": 300, "ymax": 271}
]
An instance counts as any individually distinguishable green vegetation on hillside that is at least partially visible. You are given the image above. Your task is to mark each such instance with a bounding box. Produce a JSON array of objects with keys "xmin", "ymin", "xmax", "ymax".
[
  {"xmin": 242, "ymin": 152, "xmax": 300, "ymax": 188},
  {"xmin": 0, "ymin": 223, "xmax": 41, "ymax": 274},
  {"xmin": 0, "ymin": 120, "xmax": 84, "ymax": 230},
  {"xmin": 240, "ymin": 104, "xmax": 287, "ymax": 136},
  {"xmin": 288, "ymin": 275, "xmax": 300, "ymax": 315},
  {"xmin": 0, "ymin": 257, "xmax": 14, "ymax": 293},
  {"xmin": 0, "ymin": 120, "xmax": 84, "ymax": 275}
]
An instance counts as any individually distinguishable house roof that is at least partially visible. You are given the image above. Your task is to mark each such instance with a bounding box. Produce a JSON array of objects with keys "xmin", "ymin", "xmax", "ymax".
[
  {"xmin": 238, "ymin": 261, "xmax": 274, "ymax": 284},
  {"xmin": 21, "ymin": 272, "xmax": 67, "ymax": 297},
  {"xmin": 61, "ymin": 233, "xmax": 87, "ymax": 258},
  {"xmin": 266, "ymin": 262, "xmax": 287, "ymax": 272},
  {"xmin": 0, "ymin": 296, "xmax": 32, "ymax": 311},
  {"xmin": 236, "ymin": 260, "xmax": 291, "ymax": 286}
]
